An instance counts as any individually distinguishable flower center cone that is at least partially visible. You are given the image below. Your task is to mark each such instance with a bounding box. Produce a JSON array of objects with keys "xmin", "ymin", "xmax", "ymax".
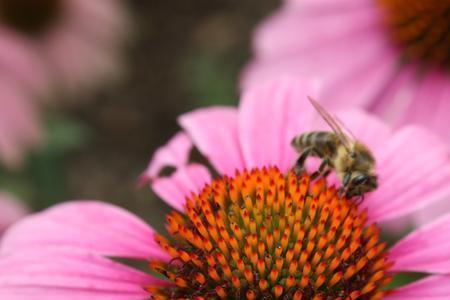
[
  {"xmin": 378, "ymin": 0, "xmax": 450, "ymax": 71},
  {"xmin": 146, "ymin": 167, "xmax": 393, "ymax": 299}
]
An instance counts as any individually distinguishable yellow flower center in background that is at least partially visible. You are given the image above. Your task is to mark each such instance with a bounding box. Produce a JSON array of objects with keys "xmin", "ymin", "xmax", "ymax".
[
  {"xmin": 147, "ymin": 167, "xmax": 392, "ymax": 299},
  {"xmin": 0, "ymin": 0, "xmax": 63, "ymax": 36},
  {"xmin": 378, "ymin": 0, "xmax": 450, "ymax": 71}
]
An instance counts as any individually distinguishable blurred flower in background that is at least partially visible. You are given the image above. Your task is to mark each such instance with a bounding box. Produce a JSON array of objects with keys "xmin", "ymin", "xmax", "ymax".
[
  {"xmin": 0, "ymin": 0, "xmax": 129, "ymax": 94},
  {"xmin": 0, "ymin": 87, "xmax": 41, "ymax": 168},
  {"xmin": 1, "ymin": 79, "xmax": 450, "ymax": 298},
  {"xmin": 0, "ymin": 0, "xmax": 129, "ymax": 168},
  {"xmin": 0, "ymin": 192, "xmax": 28, "ymax": 236},
  {"xmin": 243, "ymin": 0, "xmax": 450, "ymax": 139}
]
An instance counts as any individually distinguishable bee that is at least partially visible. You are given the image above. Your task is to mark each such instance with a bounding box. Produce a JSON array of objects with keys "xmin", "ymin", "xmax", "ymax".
[{"xmin": 292, "ymin": 97, "xmax": 378, "ymax": 200}]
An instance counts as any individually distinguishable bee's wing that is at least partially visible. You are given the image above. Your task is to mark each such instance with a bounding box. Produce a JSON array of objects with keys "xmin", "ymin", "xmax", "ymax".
[
  {"xmin": 308, "ymin": 96, "xmax": 353, "ymax": 152},
  {"xmin": 334, "ymin": 114, "xmax": 357, "ymax": 141}
]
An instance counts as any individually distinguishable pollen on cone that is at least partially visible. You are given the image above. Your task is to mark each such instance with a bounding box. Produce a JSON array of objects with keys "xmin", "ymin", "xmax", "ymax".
[{"xmin": 145, "ymin": 168, "xmax": 392, "ymax": 299}]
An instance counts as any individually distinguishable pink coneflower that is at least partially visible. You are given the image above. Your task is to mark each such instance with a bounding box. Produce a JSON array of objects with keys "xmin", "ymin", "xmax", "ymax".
[
  {"xmin": 1, "ymin": 79, "xmax": 450, "ymax": 299},
  {"xmin": 243, "ymin": 0, "xmax": 450, "ymax": 139},
  {"xmin": 0, "ymin": 0, "xmax": 128, "ymax": 94},
  {"xmin": 0, "ymin": 192, "xmax": 28, "ymax": 236}
]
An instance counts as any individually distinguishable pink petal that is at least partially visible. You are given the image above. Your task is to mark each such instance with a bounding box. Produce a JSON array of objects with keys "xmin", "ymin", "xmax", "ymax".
[
  {"xmin": 178, "ymin": 107, "xmax": 244, "ymax": 176},
  {"xmin": 287, "ymin": 0, "xmax": 374, "ymax": 10},
  {"xmin": 0, "ymin": 249, "xmax": 166, "ymax": 300},
  {"xmin": 139, "ymin": 131, "xmax": 192, "ymax": 185},
  {"xmin": 238, "ymin": 77, "xmax": 320, "ymax": 173},
  {"xmin": 385, "ymin": 275, "xmax": 450, "ymax": 300},
  {"xmin": 151, "ymin": 164, "xmax": 211, "ymax": 212},
  {"xmin": 321, "ymin": 46, "xmax": 398, "ymax": 109},
  {"xmin": 364, "ymin": 126, "xmax": 450, "ymax": 223},
  {"xmin": 389, "ymin": 213, "xmax": 450, "ymax": 273},
  {"xmin": 396, "ymin": 70, "xmax": 450, "ymax": 141},
  {"xmin": 371, "ymin": 67, "xmax": 450, "ymax": 229},
  {"xmin": 0, "ymin": 201, "xmax": 169, "ymax": 262},
  {"xmin": 253, "ymin": 3, "xmax": 382, "ymax": 60},
  {"xmin": 413, "ymin": 195, "xmax": 450, "ymax": 229},
  {"xmin": 369, "ymin": 64, "xmax": 417, "ymax": 125},
  {"xmin": 243, "ymin": 38, "xmax": 398, "ymax": 109},
  {"xmin": 0, "ymin": 193, "xmax": 28, "ymax": 235}
]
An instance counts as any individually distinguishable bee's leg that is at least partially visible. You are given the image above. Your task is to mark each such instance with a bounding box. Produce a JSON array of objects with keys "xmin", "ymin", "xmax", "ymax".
[
  {"xmin": 354, "ymin": 195, "xmax": 364, "ymax": 206},
  {"xmin": 337, "ymin": 172, "xmax": 352, "ymax": 198},
  {"xmin": 311, "ymin": 158, "xmax": 331, "ymax": 180},
  {"xmin": 338, "ymin": 183, "xmax": 349, "ymax": 199},
  {"xmin": 322, "ymin": 169, "xmax": 332, "ymax": 178},
  {"xmin": 294, "ymin": 147, "xmax": 313, "ymax": 175}
]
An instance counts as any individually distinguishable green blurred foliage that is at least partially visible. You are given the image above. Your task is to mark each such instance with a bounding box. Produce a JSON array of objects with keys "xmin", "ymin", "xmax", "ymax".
[
  {"xmin": 182, "ymin": 51, "xmax": 238, "ymax": 107},
  {"xmin": 0, "ymin": 111, "xmax": 88, "ymax": 210}
]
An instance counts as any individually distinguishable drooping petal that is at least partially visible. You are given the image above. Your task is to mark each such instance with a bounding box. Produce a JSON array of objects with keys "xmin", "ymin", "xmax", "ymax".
[
  {"xmin": 363, "ymin": 126, "xmax": 450, "ymax": 223},
  {"xmin": 0, "ymin": 249, "xmax": 166, "ymax": 300},
  {"xmin": 151, "ymin": 164, "xmax": 211, "ymax": 212},
  {"xmin": 389, "ymin": 213, "xmax": 450, "ymax": 273},
  {"xmin": 0, "ymin": 201, "xmax": 169, "ymax": 262},
  {"xmin": 238, "ymin": 77, "xmax": 320, "ymax": 173},
  {"xmin": 384, "ymin": 275, "xmax": 450, "ymax": 300},
  {"xmin": 178, "ymin": 107, "xmax": 244, "ymax": 176},
  {"xmin": 139, "ymin": 131, "xmax": 192, "ymax": 185}
]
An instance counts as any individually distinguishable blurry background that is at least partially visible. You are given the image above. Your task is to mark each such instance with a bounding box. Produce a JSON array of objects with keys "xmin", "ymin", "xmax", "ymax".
[{"xmin": 1, "ymin": 0, "xmax": 278, "ymax": 232}]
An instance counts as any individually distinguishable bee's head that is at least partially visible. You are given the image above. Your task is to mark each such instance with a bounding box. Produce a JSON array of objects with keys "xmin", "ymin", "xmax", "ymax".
[{"xmin": 344, "ymin": 172, "xmax": 378, "ymax": 198}]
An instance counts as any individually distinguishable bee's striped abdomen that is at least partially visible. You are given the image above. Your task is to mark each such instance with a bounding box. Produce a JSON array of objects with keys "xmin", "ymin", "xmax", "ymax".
[{"xmin": 291, "ymin": 131, "xmax": 338, "ymax": 158}]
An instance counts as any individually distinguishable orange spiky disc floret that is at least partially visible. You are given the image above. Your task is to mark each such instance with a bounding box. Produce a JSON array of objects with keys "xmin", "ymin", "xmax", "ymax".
[
  {"xmin": 378, "ymin": 0, "xmax": 450, "ymax": 70},
  {"xmin": 146, "ymin": 167, "xmax": 393, "ymax": 299}
]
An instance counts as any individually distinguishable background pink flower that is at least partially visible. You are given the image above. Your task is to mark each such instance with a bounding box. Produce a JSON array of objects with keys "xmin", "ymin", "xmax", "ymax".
[
  {"xmin": 0, "ymin": 0, "xmax": 129, "ymax": 95},
  {"xmin": 242, "ymin": 0, "xmax": 450, "ymax": 139},
  {"xmin": 0, "ymin": 192, "xmax": 28, "ymax": 236},
  {"xmin": 1, "ymin": 78, "xmax": 450, "ymax": 298},
  {"xmin": 0, "ymin": 0, "xmax": 129, "ymax": 167},
  {"xmin": 0, "ymin": 83, "xmax": 41, "ymax": 168}
]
